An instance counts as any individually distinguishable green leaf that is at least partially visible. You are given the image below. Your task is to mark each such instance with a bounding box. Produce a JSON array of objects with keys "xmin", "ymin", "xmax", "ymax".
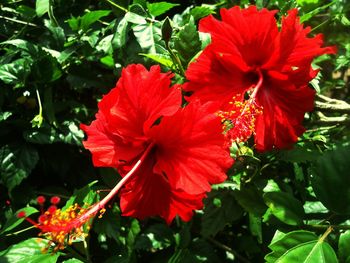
[
  {"xmin": 0, "ymin": 58, "xmax": 32, "ymax": 88},
  {"xmin": 311, "ymin": 145, "xmax": 350, "ymax": 214},
  {"xmin": 112, "ymin": 17, "xmax": 129, "ymax": 49},
  {"xmin": 0, "ymin": 144, "xmax": 39, "ymax": 192},
  {"xmin": 1, "ymin": 39, "xmax": 39, "ymax": 55},
  {"xmin": 127, "ymin": 219, "xmax": 141, "ymax": 248},
  {"xmin": 303, "ymin": 201, "xmax": 328, "ymax": 214},
  {"xmin": 80, "ymin": 10, "xmax": 111, "ymax": 31},
  {"xmin": 124, "ymin": 12, "xmax": 147, "ymax": 24},
  {"xmin": 0, "ymin": 112, "xmax": 12, "ymax": 122},
  {"xmin": 57, "ymin": 46, "xmax": 77, "ymax": 63},
  {"xmin": 96, "ymin": 34, "xmax": 114, "ymax": 54},
  {"xmin": 146, "ymin": 2, "xmax": 179, "ymax": 17},
  {"xmin": 93, "ymin": 204, "xmax": 121, "ymax": 242},
  {"xmin": 173, "ymin": 16, "xmax": 201, "ymax": 66},
  {"xmin": 135, "ymin": 223, "xmax": 174, "ymax": 250},
  {"xmin": 190, "ymin": 5, "xmax": 216, "ymax": 21},
  {"xmin": 263, "ymin": 191, "xmax": 305, "ymax": 226},
  {"xmin": 169, "ymin": 239, "xmax": 221, "ymax": 263},
  {"xmin": 249, "ymin": 213, "xmax": 262, "ymax": 243},
  {"xmin": 0, "ymin": 207, "xmax": 38, "ymax": 235},
  {"xmin": 63, "ymin": 180, "xmax": 99, "ymax": 210},
  {"xmin": 17, "ymin": 5, "xmax": 36, "ymax": 19},
  {"xmin": 300, "ymin": 2, "xmax": 335, "ymax": 23},
  {"xmin": 67, "ymin": 10, "xmax": 111, "ymax": 32},
  {"xmin": 265, "ymin": 230, "xmax": 338, "ymax": 263},
  {"xmin": 62, "ymin": 259, "xmax": 84, "ymax": 263},
  {"xmin": 100, "ymin": 55, "xmax": 115, "ymax": 68},
  {"xmin": 132, "ymin": 21, "xmax": 162, "ymax": 54},
  {"xmin": 44, "ymin": 20, "xmax": 65, "ymax": 48},
  {"xmin": 31, "ymin": 52, "xmax": 62, "ymax": 83},
  {"xmin": 339, "ymin": 231, "xmax": 350, "ymax": 263},
  {"xmin": 36, "ymin": 0, "xmax": 49, "ymax": 17},
  {"xmin": 278, "ymin": 146, "xmax": 321, "ymax": 163},
  {"xmin": 297, "ymin": 0, "xmax": 320, "ymax": 6},
  {"xmin": 0, "ymin": 238, "xmax": 60, "ymax": 263},
  {"xmin": 67, "ymin": 16, "xmax": 80, "ymax": 31},
  {"xmin": 233, "ymin": 186, "xmax": 267, "ymax": 216},
  {"xmin": 140, "ymin": 53, "xmax": 174, "ymax": 68},
  {"xmin": 201, "ymin": 190, "xmax": 243, "ymax": 237}
]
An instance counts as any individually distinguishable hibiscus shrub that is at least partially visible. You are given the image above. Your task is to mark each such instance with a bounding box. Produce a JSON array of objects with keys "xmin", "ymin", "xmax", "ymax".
[{"xmin": 1, "ymin": 0, "xmax": 350, "ymax": 262}]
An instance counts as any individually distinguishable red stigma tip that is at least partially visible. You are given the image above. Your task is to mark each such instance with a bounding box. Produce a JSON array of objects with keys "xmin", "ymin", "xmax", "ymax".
[
  {"xmin": 38, "ymin": 214, "xmax": 48, "ymax": 224},
  {"xmin": 47, "ymin": 205, "xmax": 57, "ymax": 214},
  {"xmin": 50, "ymin": 196, "xmax": 61, "ymax": 205},
  {"xmin": 37, "ymin": 196, "xmax": 46, "ymax": 204},
  {"xmin": 17, "ymin": 211, "xmax": 26, "ymax": 218}
]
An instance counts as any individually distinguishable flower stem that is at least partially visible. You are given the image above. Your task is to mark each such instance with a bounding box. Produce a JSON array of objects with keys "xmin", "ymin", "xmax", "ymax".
[
  {"xmin": 104, "ymin": 0, "xmax": 128, "ymax": 13},
  {"xmin": 79, "ymin": 142, "xmax": 155, "ymax": 222}
]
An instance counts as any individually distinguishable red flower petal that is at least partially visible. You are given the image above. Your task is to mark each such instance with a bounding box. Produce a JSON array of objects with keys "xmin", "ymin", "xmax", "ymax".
[
  {"xmin": 80, "ymin": 112, "xmax": 123, "ymax": 167},
  {"xmin": 99, "ymin": 64, "xmax": 181, "ymax": 138},
  {"xmin": 255, "ymin": 77, "xmax": 315, "ymax": 151},
  {"xmin": 120, "ymin": 156, "xmax": 205, "ymax": 224},
  {"xmin": 81, "ymin": 64, "xmax": 182, "ymax": 167},
  {"xmin": 148, "ymin": 102, "xmax": 233, "ymax": 195}
]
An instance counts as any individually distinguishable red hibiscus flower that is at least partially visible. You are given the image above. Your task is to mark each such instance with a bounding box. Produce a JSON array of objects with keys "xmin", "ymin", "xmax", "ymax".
[
  {"xmin": 81, "ymin": 64, "xmax": 233, "ymax": 223},
  {"xmin": 19, "ymin": 64, "xmax": 232, "ymax": 249},
  {"xmin": 184, "ymin": 6, "xmax": 336, "ymax": 151}
]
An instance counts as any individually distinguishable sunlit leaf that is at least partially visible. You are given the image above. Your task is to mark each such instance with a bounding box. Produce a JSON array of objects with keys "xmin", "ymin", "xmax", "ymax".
[
  {"xmin": 263, "ymin": 191, "xmax": 305, "ymax": 226},
  {"xmin": 0, "ymin": 238, "xmax": 60, "ymax": 263},
  {"xmin": 265, "ymin": 230, "xmax": 337, "ymax": 263},
  {"xmin": 146, "ymin": 2, "xmax": 179, "ymax": 17}
]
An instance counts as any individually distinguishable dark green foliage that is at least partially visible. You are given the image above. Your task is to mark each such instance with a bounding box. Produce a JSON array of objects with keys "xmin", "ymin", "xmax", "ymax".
[{"xmin": 0, "ymin": 0, "xmax": 350, "ymax": 262}]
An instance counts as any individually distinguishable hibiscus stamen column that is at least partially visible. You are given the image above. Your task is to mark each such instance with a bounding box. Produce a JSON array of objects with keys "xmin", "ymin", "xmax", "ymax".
[
  {"xmin": 79, "ymin": 142, "xmax": 155, "ymax": 222},
  {"xmin": 249, "ymin": 69, "xmax": 263, "ymax": 99},
  {"xmin": 218, "ymin": 69, "xmax": 263, "ymax": 143},
  {"xmin": 18, "ymin": 142, "xmax": 155, "ymax": 250}
]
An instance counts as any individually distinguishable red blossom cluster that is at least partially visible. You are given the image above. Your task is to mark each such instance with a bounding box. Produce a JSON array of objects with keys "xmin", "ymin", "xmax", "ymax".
[
  {"xmin": 18, "ymin": 196, "xmax": 92, "ymax": 251},
  {"xmin": 19, "ymin": 6, "xmax": 335, "ymax": 250}
]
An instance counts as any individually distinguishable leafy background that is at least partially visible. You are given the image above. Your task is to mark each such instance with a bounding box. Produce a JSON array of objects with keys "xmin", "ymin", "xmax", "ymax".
[{"xmin": 0, "ymin": 0, "xmax": 350, "ymax": 262}]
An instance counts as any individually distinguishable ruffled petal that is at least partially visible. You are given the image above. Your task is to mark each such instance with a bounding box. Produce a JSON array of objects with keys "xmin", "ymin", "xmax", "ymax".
[
  {"xmin": 80, "ymin": 112, "xmax": 119, "ymax": 167},
  {"xmin": 265, "ymin": 9, "xmax": 336, "ymax": 70},
  {"xmin": 255, "ymin": 77, "xmax": 315, "ymax": 151},
  {"xmin": 99, "ymin": 64, "xmax": 182, "ymax": 140},
  {"xmin": 120, "ymin": 157, "xmax": 205, "ymax": 224},
  {"xmin": 148, "ymin": 102, "xmax": 233, "ymax": 195}
]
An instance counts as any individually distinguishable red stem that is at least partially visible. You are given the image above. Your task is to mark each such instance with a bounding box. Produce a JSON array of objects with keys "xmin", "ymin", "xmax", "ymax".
[
  {"xmin": 79, "ymin": 142, "xmax": 155, "ymax": 222},
  {"xmin": 250, "ymin": 69, "xmax": 263, "ymax": 99}
]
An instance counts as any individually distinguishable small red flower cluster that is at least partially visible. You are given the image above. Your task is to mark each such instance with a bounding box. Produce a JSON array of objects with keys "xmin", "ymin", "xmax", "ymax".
[
  {"xmin": 18, "ymin": 196, "xmax": 92, "ymax": 251},
  {"xmin": 20, "ymin": 6, "xmax": 336, "ymax": 250}
]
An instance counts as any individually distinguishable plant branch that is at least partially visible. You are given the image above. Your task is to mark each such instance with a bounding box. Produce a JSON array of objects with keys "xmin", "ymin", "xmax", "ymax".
[
  {"xmin": 314, "ymin": 94, "xmax": 350, "ymax": 114},
  {"xmin": 313, "ymin": 112, "xmax": 350, "ymax": 125},
  {"xmin": 0, "ymin": 15, "xmax": 39, "ymax": 27},
  {"xmin": 48, "ymin": 0, "xmax": 59, "ymax": 27},
  {"xmin": 104, "ymin": 0, "xmax": 128, "ymax": 13},
  {"xmin": 304, "ymin": 224, "xmax": 350, "ymax": 231}
]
